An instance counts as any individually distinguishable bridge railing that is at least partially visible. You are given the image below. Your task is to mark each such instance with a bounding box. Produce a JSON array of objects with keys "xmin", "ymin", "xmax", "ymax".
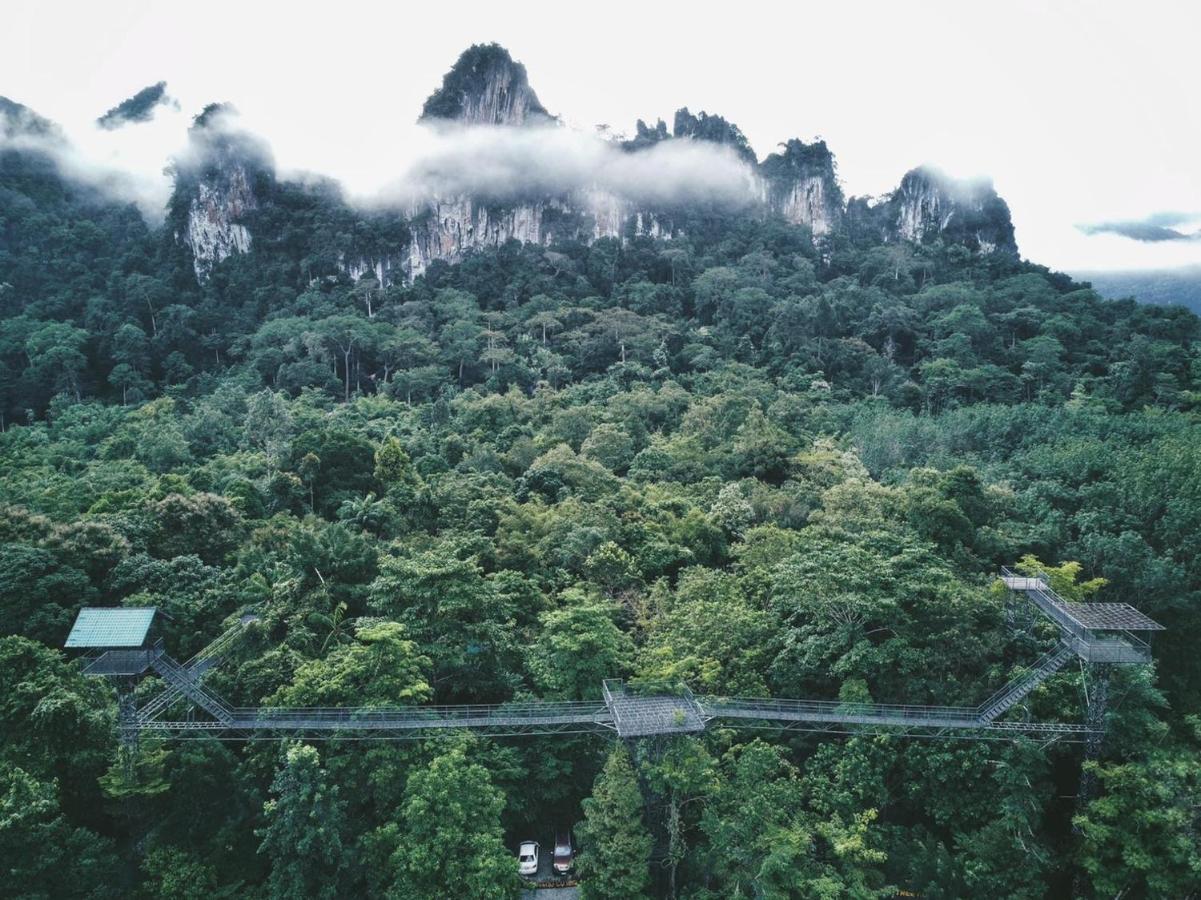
[
  {"xmin": 233, "ymin": 699, "xmax": 610, "ymax": 729},
  {"xmin": 699, "ymin": 695, "xmax": 982, "ymax": 727}
]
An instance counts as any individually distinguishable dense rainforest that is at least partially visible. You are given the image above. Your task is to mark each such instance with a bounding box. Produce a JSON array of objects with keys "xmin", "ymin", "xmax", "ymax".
[{"xmin": 3, "ymin": 50, "xmax": 1201, "ymax": 898}]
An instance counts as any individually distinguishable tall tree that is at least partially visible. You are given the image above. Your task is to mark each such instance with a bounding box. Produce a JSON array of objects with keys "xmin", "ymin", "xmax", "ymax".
[
  {"xmin": 372, "ymin": 739, "xmax": 519, "ymax": 899},
  {"xmin": 578, "ymin": 745, "xmax": 652, "ymax": 900},
  {"xmin": 258, "ymin": 744, "xmax": 351, "ymax": 900}
]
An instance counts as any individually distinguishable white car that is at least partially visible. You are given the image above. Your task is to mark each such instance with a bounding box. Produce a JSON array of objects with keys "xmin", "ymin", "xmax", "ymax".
[{"xmin": 518, "ymin": 840, "xmax": 539, "ymax": 877}]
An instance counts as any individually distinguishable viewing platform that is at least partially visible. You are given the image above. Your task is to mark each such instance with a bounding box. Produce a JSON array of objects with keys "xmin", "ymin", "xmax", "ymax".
[{"xmin": 1000, "ymin": 567, "xmax": 1163, "ymax": 664}]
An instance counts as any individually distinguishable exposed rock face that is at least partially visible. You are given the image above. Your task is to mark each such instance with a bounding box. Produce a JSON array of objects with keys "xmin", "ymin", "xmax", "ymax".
[
  {"xmin": 183, "ymin": 167, "xmax": 256, "ymax": 280},
  {"xmin": 407, "ymin": 198, "xmax": 549, "ymax": 277},
  {"xmin": 343, "ymin": 255, "xmax": 404, "ymax": 287},
  {"xmin": 405, "ymin": 192, "xmax": 671, "ymax": 279},
  {"xmin": 891, "ymin": 167, "xmax": 1016, "ymax": 254},
  {"xmin": 760, "ymin": 139, "xmax": 843, "ymax": 237},
  {"xmin": 172, "ymin": 104, "xmax": 272, "ymax": 281},
  {"xmin": 420, "ymin": 44, "xmax": 550, "ymax": 126},
  {"xmin": 404, "ymin": 45, "xmax": 681, "ymax": 278},
  {"xmin": 165, "ymin": 46, "xmax": 1020, "ymax": 285}
]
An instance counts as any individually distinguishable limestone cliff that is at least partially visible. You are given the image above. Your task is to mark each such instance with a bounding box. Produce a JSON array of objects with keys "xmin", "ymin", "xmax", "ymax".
[
  {"xmin": 759, "ymin": 139, "xmax": 843, "ymax": 238},
  {"xmin": 404, "ymin": 192, "xmax": 672, "ymax": 279},
  {"xmin": 170, "ymin": 104, "xmax": 272, "ymax": 281},
  {"xmin": 164, "ymin": 45, "xmax": 1019, "ymax": 285},
  {"xmin": 891, "ymin": 167, "xmax": 1016, "ymax": 254},
  {"xmin": 420, "ymin": 43, "xmax": 551, "ymax": 127},
  {"xmin": 403, "ymin": 45, "xmax": 681, "ymax": 279}
]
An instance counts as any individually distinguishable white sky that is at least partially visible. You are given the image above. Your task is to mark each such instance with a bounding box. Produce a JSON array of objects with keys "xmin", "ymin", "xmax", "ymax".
[{"xmin": 3, "ymin": 0, "xmax": 1199, "ymax": 272}]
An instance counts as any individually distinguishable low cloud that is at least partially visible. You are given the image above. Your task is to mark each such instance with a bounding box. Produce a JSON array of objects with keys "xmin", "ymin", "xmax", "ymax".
[
  {"xmin": 2, "ymin": 98, "xmax": 197, "ymax": 223},
  {"xmin": 1078, "ymin": 211, "xmax": 1201, "ymax": 242},
  {"xmin": 2, "ymin": 98, "xmax": 762, "ymax": 228},
  {"xmin": 367, "ymin": 122, "xmax": 761, "ymax": 211}
]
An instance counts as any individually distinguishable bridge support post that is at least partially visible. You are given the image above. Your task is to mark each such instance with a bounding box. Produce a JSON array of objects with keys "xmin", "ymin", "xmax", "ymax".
[
  {"xmin": 631, "ymin": 734, "xmax": 693, "ymax": 898},
  {"xmin": 114, "ymin": 676, "xmax": 141, "ymax": 776},
  {"xmin": 1070, "ymin": 664, "xmax": 1112, "ymax": 897},
  {"xmin": 1075, "ymin": 663, "xmax": 1110, "ymax": 817}
]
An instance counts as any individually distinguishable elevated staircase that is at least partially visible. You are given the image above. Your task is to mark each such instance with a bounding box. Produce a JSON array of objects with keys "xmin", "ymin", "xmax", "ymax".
[
  {"xmin": 148, "ymin": 651, "xmax": 234, "ymax": 723},
  {"xmin": 137, "ymin": 620, "xmax": 249, "ymax": 723},
  {"xmin": 974, "ymin": 642, "xmax": 1074, "ymax": 724}
]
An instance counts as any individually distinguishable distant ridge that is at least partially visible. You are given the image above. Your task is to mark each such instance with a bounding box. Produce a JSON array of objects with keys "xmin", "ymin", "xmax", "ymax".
[{"xmin": 1076, "ymin": 266, "xmax": 1201, "ymax": 314}]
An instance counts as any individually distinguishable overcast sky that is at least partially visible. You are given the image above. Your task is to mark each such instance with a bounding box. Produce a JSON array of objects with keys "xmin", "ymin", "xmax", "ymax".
[{"xmin": 3, "ymin": 0, "xmax": 1198, "ymax": 272}]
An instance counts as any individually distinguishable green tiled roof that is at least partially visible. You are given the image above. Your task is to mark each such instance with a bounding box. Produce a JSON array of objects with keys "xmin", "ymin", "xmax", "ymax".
[{"xmin": 65, "ymin": 608, "xmax": 157, "ymax": 648}]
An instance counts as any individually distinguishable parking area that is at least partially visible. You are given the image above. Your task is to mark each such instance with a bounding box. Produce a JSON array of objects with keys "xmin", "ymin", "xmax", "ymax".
[{"xmin": 518, "ymin": 834, "xmax": 578, "ymax": 898}]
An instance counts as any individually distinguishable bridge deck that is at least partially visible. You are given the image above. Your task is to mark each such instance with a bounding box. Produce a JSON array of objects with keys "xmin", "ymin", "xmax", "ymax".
[{"xmin": 85, "ymin": 567, "xmax": 1159, "ymax": 746}]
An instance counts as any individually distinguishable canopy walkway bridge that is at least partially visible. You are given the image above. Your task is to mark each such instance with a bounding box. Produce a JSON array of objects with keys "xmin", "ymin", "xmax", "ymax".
[{"xmin": 65, "ymin": 568, "xmax": 1163, "ymax": 747}]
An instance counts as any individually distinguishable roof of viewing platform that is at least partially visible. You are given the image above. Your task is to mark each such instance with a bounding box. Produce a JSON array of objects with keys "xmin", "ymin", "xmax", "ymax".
[{"xmin": 1057, "ymin": 602, "xmax": 1165, "ymax": 632}]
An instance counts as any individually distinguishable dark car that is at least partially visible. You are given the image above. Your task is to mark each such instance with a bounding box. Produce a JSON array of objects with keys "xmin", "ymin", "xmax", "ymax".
[{"xmin": 553, "ymin": 829, "xmax": 574, "ymax": 875}]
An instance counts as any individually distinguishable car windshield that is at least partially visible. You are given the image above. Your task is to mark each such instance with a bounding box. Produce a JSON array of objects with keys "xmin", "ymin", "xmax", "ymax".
[{"xmin": 520, "ymin": 853, "xmax": 534, "ymax": 862}]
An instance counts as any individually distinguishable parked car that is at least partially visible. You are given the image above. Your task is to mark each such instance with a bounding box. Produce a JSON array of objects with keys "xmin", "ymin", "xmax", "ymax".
[
  {"xmin": 518, "ymin": 840, "xmax": 539, "ymax": 877},
  {"xmin": 553, "ymin": 829, "xmax": 574, "ymax": 875}
]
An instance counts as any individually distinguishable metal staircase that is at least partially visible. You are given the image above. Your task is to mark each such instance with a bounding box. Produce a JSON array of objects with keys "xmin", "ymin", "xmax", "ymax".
[
  {"xmin": 974, "ymin": 642, "xmax": 1075, "ymax": 724},
  {"xmin": 137, "ymin": 620, "xmax": 248, "ymax": 722},
  {"xmin": 148, "ymin": 651, "xmax": 234, "ymax": 723}
]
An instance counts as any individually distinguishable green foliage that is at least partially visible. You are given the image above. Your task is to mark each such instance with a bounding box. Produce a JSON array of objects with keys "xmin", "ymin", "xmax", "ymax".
[
  {"xmin": 369, "ymin": 738, "xmax": 519, "ymax": 899},
  {"xmin": 258, "ymin": 744, "xmax": 351, "ymax": 900},
  {"xmin": 3, "ymin": 129, "xmax": 1201, "ymax": 897},
  {"xmin": 578, "ymin": 745, "xmax": 652, "ymax": 900},
  {"xmin": 269, "ymin": 620, "xmax": 432, "ymax": 707},
  {"xmin": 529, "ymin": 589, "xmax": 634, "ymax": 699},
  {"xmin": 0, "ymin": 767, "xmax": 121, "ymax": 900},
  {"xmin": 1074, "ymin": 717, "xmax": 1201, "ymax": 897}
]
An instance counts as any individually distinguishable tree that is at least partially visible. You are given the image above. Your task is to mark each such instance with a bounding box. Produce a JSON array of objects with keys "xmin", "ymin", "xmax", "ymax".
[
  {"xmin": 581, "ymin": 423, "xmax": 637, "ymax": 472},
  {"xmin": 141, "ymin": 846, "xmax": 230, "ymax": 900},
  {"xmin": 0, "ymin": 767, "xmax": 120, "ymax": 900},
  {"xmin": 441, "ymin": 317, "xmax": 484, "ymax": 385},
  {"xmin": 0, "ymin": 544, "xmax": 95, "ymax": 643},
  {"xmin": 107, "ymin": 362, "xmax": 150, "ymax": 405},
  {"xmin": 578, "ymin": 745, "xmax": 652, "ymax": 900},
  {"xmin": 244, "ymin": 390, "xmax": 294, "ymax": 470},
  {"xmin": 1074, "ymin": 718, "xmax": 1201, "ymax": 898},
  {"xmin": 147, "ymin": 492, "xmax": 244, "ymax": 564},
  {"xmin": 528, "ymin": 590, "xmax": 634, "ymax": 699},
  {"xmin": 370, "ymin": 545, "xmax": 520, "ymax": 700},
  {"xmin": 25, "ymin": 322, "xmax": 88, "ymax": 402},
  {"xmin": 527, "ymin": 310, "xmax": 562, "ymax": 344},
  {"xmin": 372, "ymin": 739, "xmax": 519, "ymax": 899},
  {"xmin": 268, "ymin": 621, "xmax": 431, "ymax": 707},
  {"xmin": 316, "ymin": 315, "xmax": 376, "ymax": 401},
  {"xmin": 258, "ymin": 744, "xmax": 351, "ymax": 900}
]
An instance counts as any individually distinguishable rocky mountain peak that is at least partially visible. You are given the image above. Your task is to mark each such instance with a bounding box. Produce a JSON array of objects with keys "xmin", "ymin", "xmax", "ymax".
[
  {"xmin": 419, "ymin": 43, "xmax": 551, "ymax": 127},
  {"xmin": 760, "ymin": 138, "xmax": 844, "ymax": 238},
  {"xmin": 171, "ymin": 104, "xmax": 274, "ymax": 280},
  {"xmin": 893, "ymin": 166, "xmax": 1016, "ymax": 254},
  {"xmin": 672, "ymin": 108, "xmax": 757, "ymax": 165}
]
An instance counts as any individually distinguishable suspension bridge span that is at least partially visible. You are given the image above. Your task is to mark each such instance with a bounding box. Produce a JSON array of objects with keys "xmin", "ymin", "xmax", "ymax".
[{"xmin": 64, "ymin": 568, "xmax": 1162, "ymax": 746}]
